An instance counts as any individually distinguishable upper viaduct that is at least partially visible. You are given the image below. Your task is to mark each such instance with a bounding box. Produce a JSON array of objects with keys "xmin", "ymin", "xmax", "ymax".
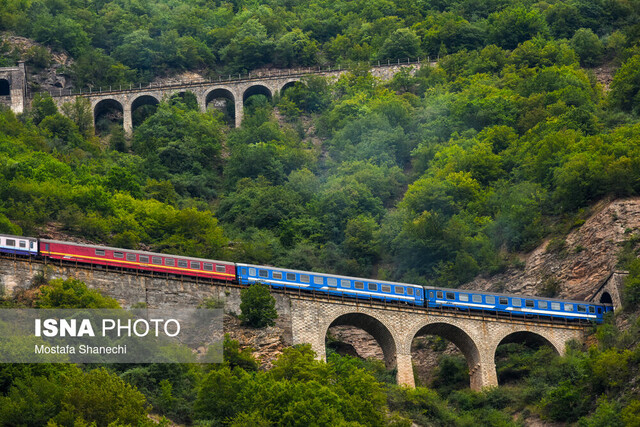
[
  {"xmin": 0, "ymin": 59, "xmax": 426, "ymax": 132},
  {"xmin": 0, "ymin": 255, "xmax": 622, "ymax": 390}
]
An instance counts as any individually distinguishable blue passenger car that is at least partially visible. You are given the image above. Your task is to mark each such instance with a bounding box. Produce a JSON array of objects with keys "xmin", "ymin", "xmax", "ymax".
[
  {"xmin": 236, "ymin": 263, "xmax": 424, "ymax": 305},
  {"xmin": 425, "ymin": 288, "xmax": 612, "ymax": 323},
  {"xmin": 0, "ymin": 234, "xmax": 38, "ymax": 256}
]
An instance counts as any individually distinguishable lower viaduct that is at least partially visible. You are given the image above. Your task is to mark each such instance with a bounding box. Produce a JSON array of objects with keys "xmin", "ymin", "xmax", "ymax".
[
  {"xmin": 0, "ymin": 255, "xmax": 622, "ymax": 390},
  {"xmin": 0, "ymin": 60, "xmax": 425, "ymax": 133}
]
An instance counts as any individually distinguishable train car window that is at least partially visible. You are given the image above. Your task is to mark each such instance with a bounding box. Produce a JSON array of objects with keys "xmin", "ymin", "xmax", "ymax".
[
  {"xmin": 368, "ymin": 283, "xmax": 378, "ymax": 291},
  {"xmin": 446, "ymin": 292, "xmax": 455, "ymax": 300},
  {"xmin": 300, "ymin": 274, "xmax": 310, "ymax": 283},
  {"xmin": 472, "ymin": 295, "xmax": 482, "ymax": 303},
  {"xmin": 6, "ymin": 239, "xmax": 15, "ymax": 246},
  {"xmin": 417, "ymin": 289, "xmax": 421, "ymax": 296},
  {"xmin": 525, "ymin": 300, "xmax": 534, "ymax": 308},
  {"xmin": 249, "ymin": 268, "xmax": 256, "ymax": 276},
  {"xmin": 258, "ymin": 269, "xmax": 268, "ymax": 278},
  {"xmin": 395, "ymin": 286, "xmax": 405, "ymax": 295},
  {"xmin": 30, "ymin": 241, "xmax": 35, "ymax": 249},
  {"xmin": 178, "ymin": 260, "xmax": 188, "ymax": 268},
  {"xmin": 539, "ymin": 301, "xmax": 548, "ymax": 309},
  {"xmin": 165, "ymin": 259, "xmax": 175, "ymax": 267},
  {"xmin": 327, "ymin": 278, "xmax": 337, "ymax": 287},
  {"xmin": 286, "ymin": 273, "xmax": 296, "ymax": 281},
  {"xmin": 204, "ymin": 263, "xmax": 213, "ymax": 271},
  {"xmin": 436, "ymin": 291, "xmax": 443, "ymax": 299},
  {"xmin": 597, "ymin": 308, "xmax": 602, "ymax": 314},
  {"xmin": 551, "ymin": 302, "xmax": 561, "ymax": 310},
  {"xmin": 381, "ymin": 285, "xmax": 391, "ymax": 293},
  {"xmin": 19, "ymin": 241, "xmax": 26, "ymax": 248},
  {"xmin": 589, "ymin": 306, "xmax": 595, "ymax": 313},
  {"xmin": 45, "ymin": 243, "xmax": 50, "ymax": 251},
  {"xmin": 512, "ymin": 298, "xmax": 522, "ymax": 307},
  {"xmin": 577, "ymin": 305, "xmax": 587, "ymax": 313},
  {"xmin": 430, "ymin": 291, "xmax": 435, "ymax": 299},
  {"xmin": 114, "ymin": 252, "xmax": 124, "ymax": 259},
  {"xmin": 140, "ymin": 256, "xmax": 149, "ymax": 263},
  {"xmin": 95, "ymin": 249, "xmax": 105, "ymax": 256},
  {"xmin": 499, "ymin": 297, "xmax": 508, "ymax": 305},
  {"xmin": 486, "ymin": 296, "xmax": 495, "ymax": 304},
  {"xmin": 340, "ymin": 279, "xmax": 350, "ymax": 288},
  {"xmin": 314, "ymin": 276, "xmax": 324, "ymax": 285},
  {"xmin": 216, "ymin": 265, "xmax": 226, "ymax": 273},
  {"xmin": 190, "ymin": 261, "xmax": 200, "ymax": 269},
  {"xmin": 459, "ymin": 294, "xmax": 469, "ymax": 302},
  {"xmin": 407, "ymin": 287, "xmax": 414, "ymax": 296},
  {"xmin": 127, "ymin": 253, "xmax": 137, "ymax": 262},
  {"xmin": 273, "ymin": 272, "xmax": 283, "ymax": 279},
  {"xmin": 152, "ymin": 257, "xmax": 162, "ymax": 265},
  {"xmin": 354, "ymin": 281, "xmax": 364, "ymax": 289},
  {"xmin": 564, "ymin": 304, "xmax": 573, "ymax": 311}
]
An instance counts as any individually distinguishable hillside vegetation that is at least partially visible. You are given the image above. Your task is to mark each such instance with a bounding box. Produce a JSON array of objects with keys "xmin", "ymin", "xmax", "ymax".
[{"xmin": 2, "ymin": 0, "xmax": 640, "ymax": 425}]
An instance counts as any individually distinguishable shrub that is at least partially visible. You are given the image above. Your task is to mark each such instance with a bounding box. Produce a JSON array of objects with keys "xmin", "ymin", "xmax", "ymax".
[{"xmin": 239, "ymin": 283, "xmax": 278, "ymax": 328}]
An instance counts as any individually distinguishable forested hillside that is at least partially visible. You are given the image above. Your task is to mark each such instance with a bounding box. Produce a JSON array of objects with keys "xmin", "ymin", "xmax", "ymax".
[{"xmin": 2, "ymin": 0, "xmax": 640, "ymax": 425}]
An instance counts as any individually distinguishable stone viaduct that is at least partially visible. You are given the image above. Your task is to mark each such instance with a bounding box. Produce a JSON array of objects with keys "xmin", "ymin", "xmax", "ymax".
[
  {"xmin": 0, "ymin": 60, "xmax": 428, "ymax": 133},
  {"xmin": 0, "ymin": 255, "xmax": 606, "ymax": 390}
]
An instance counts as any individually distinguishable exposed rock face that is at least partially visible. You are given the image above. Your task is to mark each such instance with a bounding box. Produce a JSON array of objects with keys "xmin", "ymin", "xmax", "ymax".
[
  {"xmin": 329, "ymin": 326, "xmax": 384, "ymax": 360},
  {"xmin": 224, "ymin": 315, "xmax": 287, "ymax": 370},
  {"xmin": 463, "ymin": 198, "xmax": 640, "ymax": 301}
]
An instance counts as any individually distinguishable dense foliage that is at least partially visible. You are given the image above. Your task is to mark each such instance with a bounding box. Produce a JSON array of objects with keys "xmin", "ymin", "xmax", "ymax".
[{"xmin": 2, "ymin": 0, "xmax": 640, "ymax": 424}]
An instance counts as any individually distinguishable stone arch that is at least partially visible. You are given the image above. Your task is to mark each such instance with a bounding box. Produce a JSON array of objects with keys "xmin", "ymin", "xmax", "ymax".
[
  {"xmin": 493, "ymin": 330, "xmax": 561, "ymax": 385},
  {"xmin": 408, "ymin": 322, "xmax": 481, "ymax": 388},
  {"xmin": 169, "ymin": 90, "xmax": 198, "ymax": 109},
  {"xmin": 204, "ymin": 88, "xmax": 236, "ymax": 125},
  {"xmin": 130, "ymin": 95, "xmax": 160, "ymax": 128},
  {"xmin": 279, "ymin": 80, "xmax": 299, "ymax": 96},
  {"xmin": 243, "ymin": 84, "xmax": 272, "ymax": 104},
  {"xmin": 323, "ymin": 312, "xmax": 397, "ymax": 369},
  {"xmin": 0, "ymin": 79, "xmax": 9, "ymax": 96},
  {"xmin": 93, "ymin": 98, "xmax": 123, "ymax": 134},
  {"xmin": 600, "ymin": 291, "xmax": 613, "ymax": 305}
]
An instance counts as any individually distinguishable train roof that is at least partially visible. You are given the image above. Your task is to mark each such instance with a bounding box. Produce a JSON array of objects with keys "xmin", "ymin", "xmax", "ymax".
[
  {"xmin": 236, "ymin": 262, "xmax": 424, "ymax": 289},
  {"xmin": 0, "ymin": 233, "xmax": 37, "ymax": 241},
  {"xmin": 40, "ymin": 239, "xmax": 235, "ymax": 266},
  {"xmin": 428, "ymin": 285, "xmax": 610, "ymax": 306}
]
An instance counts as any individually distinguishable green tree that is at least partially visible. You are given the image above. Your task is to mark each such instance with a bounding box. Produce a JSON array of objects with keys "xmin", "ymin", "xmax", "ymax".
[
  {"xmin": 274, "ymin": 29, "xmax": 318, "ymax": 67},
  {"xmin": 378, "ymin": 28, "xmax": 420, "ymax": 61},
  {"xmin": 609, "ymin": 54, "xmax": 640, "ymax": 113},
  {"xmin": 35, "ymin": 278, "xmax": 120, "ymax": 309},
  {"xmin": 488, "ymin": 7, "xmax": 548, "ymax": 50},
  {"xmin": 239, "ymin": 283, "xmax": 278, "ymax": 328},
  {"xmin": 571, "ymin": 28, "xmax": 604, "ymax": 66}
]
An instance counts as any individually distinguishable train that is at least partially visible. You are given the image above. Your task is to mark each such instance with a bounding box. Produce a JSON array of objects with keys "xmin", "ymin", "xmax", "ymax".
[{"xmin": 0, "ymin": 233, "xmax": 614, "ymax": 322}]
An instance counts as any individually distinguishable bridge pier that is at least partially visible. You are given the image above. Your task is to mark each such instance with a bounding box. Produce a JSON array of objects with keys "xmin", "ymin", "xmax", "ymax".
[
  {"xmin": 235, "ymin": 98, "xmax": 243, "ymax": 128},
  {"xmin": 123, "ymin": 103, "xmax": 133, "ymax": 135},
  {"xmin": 396, "ymin": 352, "xmax": 415, "ymax": 387}
]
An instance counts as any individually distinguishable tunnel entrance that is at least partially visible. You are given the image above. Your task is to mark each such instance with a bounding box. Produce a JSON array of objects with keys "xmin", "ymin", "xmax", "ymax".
[
  {"xmin": 600, "ymin": 291, "xmax": 613, "ymax": 305},
  {"xmin": 0, "ymin": 79, "xmax": 9, "ymax": 96}
]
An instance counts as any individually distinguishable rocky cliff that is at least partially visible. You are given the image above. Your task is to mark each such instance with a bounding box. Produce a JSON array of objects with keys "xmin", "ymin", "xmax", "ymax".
[{"xmin": 463, "ymin": 197, "xmax": 639, "ymax": 300}]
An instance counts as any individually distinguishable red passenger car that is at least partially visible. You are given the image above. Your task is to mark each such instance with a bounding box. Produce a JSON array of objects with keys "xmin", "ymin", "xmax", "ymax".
[{"xmin": 40, "ymin": 239, "xmax": 235, "ymax": 281}]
